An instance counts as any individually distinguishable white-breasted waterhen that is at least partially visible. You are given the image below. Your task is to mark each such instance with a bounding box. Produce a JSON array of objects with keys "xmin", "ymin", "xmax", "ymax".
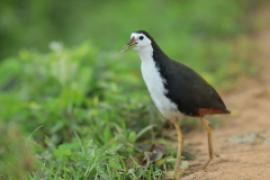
[{"xmin": 123, "ymin": 30, "xmax": 230, "ymax": 177}]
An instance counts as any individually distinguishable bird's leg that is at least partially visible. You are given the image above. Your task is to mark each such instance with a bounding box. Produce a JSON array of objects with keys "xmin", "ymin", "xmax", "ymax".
[
  {"xmin": 201, "ymin": 118, "xmax": 214, "ymax": 170},
  {"xmin": 170, "ymin": 118, "xmax": 183, "ymax": 178}
]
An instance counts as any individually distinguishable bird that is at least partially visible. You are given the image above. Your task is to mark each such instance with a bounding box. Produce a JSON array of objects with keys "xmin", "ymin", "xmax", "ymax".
[{"xmin": 123, "ymin": 30, "xmax": 230, "ymax": 178}]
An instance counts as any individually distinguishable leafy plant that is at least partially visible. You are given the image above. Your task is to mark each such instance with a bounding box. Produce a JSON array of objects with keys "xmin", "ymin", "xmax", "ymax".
[{"xmin": 0, "ymin": 0, "xmax": 256, "ymax": 179}]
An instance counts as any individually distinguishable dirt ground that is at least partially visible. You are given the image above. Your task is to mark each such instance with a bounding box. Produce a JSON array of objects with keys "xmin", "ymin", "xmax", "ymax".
[{"xmin": 182, "ymin": 5, "xmax": 270, "ymax": 180}]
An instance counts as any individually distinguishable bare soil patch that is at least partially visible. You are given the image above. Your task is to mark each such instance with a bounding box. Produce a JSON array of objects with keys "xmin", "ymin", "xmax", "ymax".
[{"xmin": 182, "ymin": 5, "xmax": 270, "ymax": 180}]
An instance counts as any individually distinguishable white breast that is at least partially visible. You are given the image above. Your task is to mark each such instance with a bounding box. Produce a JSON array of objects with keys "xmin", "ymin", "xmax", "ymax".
[{"xmin": 140, "ymin": 54, "xmax": 181, "ymax": 120}]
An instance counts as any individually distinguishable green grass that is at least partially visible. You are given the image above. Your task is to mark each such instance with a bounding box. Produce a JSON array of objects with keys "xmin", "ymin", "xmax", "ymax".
[{"xmin": 0, "ymin": 0, "xmax": 256, "ymax": 179}]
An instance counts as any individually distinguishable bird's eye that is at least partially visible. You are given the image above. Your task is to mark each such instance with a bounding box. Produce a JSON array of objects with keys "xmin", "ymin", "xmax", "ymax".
[{"xmin": 139, "ymin": 36, "xmax": 144, "ymax": 40}]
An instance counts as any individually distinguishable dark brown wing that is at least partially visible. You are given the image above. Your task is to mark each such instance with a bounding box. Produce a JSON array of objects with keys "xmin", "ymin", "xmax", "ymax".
[{"xmin": 158, "ymin": 59, "xmax": 230, "ymax": 117}]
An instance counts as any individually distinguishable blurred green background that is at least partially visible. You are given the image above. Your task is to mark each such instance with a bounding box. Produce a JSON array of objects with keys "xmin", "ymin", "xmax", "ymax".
[{"xmin": 0, "ymin": 0, "xmax": 260, "ymax": 179}]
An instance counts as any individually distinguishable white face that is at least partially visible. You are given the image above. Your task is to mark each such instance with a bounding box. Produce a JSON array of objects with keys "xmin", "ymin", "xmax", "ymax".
[{"xmin": 129, "ymin": 32, "xmax": 152, "ymax": 51}]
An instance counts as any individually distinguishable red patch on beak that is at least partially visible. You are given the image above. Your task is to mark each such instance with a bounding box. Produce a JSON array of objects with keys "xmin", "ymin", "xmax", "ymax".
[{"xmin": 127, "ymin": 37, "xmax": 137, "ymax": 47}]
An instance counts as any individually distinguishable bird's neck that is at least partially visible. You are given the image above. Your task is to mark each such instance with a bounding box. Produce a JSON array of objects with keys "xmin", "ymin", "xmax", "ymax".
[
  {"xmin": 137, "ymin": 44, "xmax": 168, "ymax": 63},
  {"xmin": 137, "ymin": 46, "xmax": 154, "ymax": 61}
]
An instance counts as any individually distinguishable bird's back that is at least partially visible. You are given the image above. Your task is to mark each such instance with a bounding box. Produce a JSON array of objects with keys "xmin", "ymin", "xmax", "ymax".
[{"xmin": 156, "ymin": 57, "xmax": 229, "ymax": 117}]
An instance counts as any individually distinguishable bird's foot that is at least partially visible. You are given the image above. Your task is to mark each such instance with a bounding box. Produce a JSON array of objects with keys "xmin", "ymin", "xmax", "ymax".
[
  {"xmin": 202, "ymin": 158, "xmax": 213, "ymax": 171},
  {"xmin": 174, "ymin": 168, "xmax": 183, "ymax": 180},
  {"xmin": 202, "ymin": 153, "xmax": 220, "ymax": 171},
  {"xmin": 165, "ymin": 170, "xmax": 183, "ymax": 180}
]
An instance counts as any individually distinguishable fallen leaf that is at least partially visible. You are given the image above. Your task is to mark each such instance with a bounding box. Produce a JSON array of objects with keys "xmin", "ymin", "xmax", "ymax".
[{"xmin": 139, "ymin": 144, "xmax": 166, "ymax": 168}]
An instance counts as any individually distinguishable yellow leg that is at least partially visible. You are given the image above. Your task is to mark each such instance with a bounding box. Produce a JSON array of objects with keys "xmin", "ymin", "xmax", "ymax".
[
  {"xmin": 201, "ymin": 118, "xmax": 214, "ymax": 170},
  {"xmin": 171, "ymin": 118, "xmax": 183, "ymax": 179}
]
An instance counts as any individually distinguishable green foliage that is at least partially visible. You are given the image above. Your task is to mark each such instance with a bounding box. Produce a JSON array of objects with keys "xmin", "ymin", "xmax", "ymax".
[
  {"xmin": 0, "ymin": 124, "xmax": 36, "ymax": 180},
  {"xmin": 1, "ymin": 0, "xmax": 253, "ymax": 58},
  {"xmin": 0, "ymin": 43, "xmax": 165, "ymax": 179},
  {"xmin": 0, "ymin": 0, "xmax": 256, "ymax": 179}
]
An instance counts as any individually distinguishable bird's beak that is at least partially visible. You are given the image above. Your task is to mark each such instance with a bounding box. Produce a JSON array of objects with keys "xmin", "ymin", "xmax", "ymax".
[
  {"xmin": 120, "ymin": 37, "xmax": 137, "ymax": 53},
  {"xmin": 127, "ymin": 37, "xmax": 137, "ymax": 47}
]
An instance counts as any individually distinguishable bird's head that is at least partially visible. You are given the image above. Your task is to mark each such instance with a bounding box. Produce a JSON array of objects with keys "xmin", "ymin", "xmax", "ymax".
[{"xmin": 125, "ymin": 30, "xmax": 153, "ymax": 52}]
